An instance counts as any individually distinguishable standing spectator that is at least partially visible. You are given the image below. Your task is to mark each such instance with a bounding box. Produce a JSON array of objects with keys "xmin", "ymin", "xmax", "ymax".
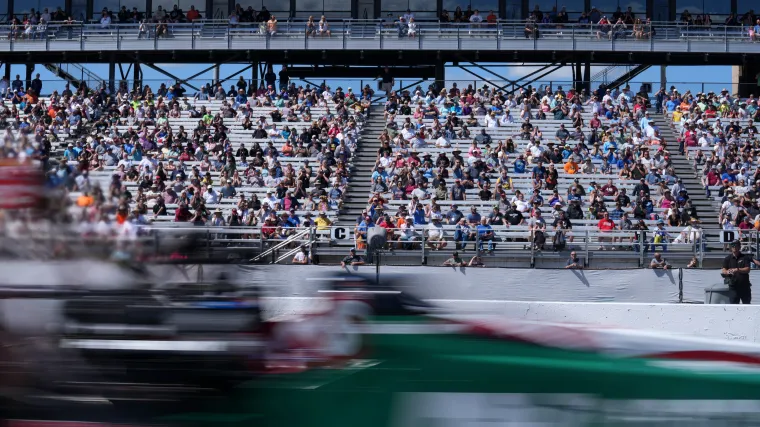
[
  {"xmin": 722, "ymin": 241, "xmax": 752, "ymax": 304},
  {"xmin": 379, "ymin": 66, "xmax": 394, "ymax": 94}
]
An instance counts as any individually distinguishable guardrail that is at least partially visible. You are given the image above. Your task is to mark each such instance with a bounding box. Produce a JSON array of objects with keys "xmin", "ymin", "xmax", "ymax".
[
  {"xmin": 147, "ymin": 224, "xmax": 714, "ymax": 267},
  {"xmin": 0, "ymin": 21, "xmax": 758, "ymax": 53}
]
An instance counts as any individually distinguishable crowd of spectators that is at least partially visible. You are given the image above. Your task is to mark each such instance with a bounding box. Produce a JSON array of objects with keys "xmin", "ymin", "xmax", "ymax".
[
  {"xmin": 673, "ymin": 87, "xmax": 760, "ymax": 244},
  {"xmin": 356, "ymin": 81, "xmax": 705, "ymax": 254},
  {"xmin": 0, "ymin": 74, "xmax": 367, "ymax": 248}
]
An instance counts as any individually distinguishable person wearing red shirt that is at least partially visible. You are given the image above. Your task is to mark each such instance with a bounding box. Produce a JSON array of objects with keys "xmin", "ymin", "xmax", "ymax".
[
  {"xmin": 590, "ymin": 112, "xmax": 602, "ymax": 129},
  {"xmin": 186, "ymin": 5, "xmax": 200, "ymax": 21},
  {"xmin": 597, "ymin": 211, "xmax": 616, "ymax": 250}
]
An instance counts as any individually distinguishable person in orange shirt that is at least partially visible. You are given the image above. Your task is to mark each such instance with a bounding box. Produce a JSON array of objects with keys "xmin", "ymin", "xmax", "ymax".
[
  {"xmin": 25, "ymin": 91, "xmax": 38, "ymax": 105},
  {"xmin": 564, "ymin": 158, "xmax": 579, "ymax": 174},
  {"xmin": 186, "ymin": 5, "xmax": 200, "ymax": 21},
  {"xmin": 77, "ymin": 191, "xmax": 94, "ymax": 207},
  {"xmin": 486, "ymin": 10, "xmax": 497, "ymax": 24}
]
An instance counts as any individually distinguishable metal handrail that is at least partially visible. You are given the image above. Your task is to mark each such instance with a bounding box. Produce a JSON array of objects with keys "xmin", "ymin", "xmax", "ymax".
[
  {"xmin": 0, "ymin": 20, "xmax": 755, "ymax": 54},
  {"xmin": 251, "ymin": 226, "xmax": 311, "ymax": 262}
]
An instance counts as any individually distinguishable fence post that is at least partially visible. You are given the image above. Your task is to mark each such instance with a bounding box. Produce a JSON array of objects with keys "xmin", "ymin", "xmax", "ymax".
[
  {"xmin": 421, "ymin": 230, "xmax": 426, "ymax": 265},
  {"xmin": 584, "ymin": 229, "xmax": 589, "ymax": 267},
  {"xmin": 638, "ymin": 231, "xmax": 645, "ymax": 267},
  {"xmin": 678, "ymin": 268, "xmax": 684, "ymax": 303}
]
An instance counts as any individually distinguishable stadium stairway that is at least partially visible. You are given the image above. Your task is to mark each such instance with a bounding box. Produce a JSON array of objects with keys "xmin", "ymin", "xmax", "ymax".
[
  {"xmin": 337, "ymin": 114, "xmax": 386, "ymax": 225},
  {"xmin": 660, "ymin": 122, "xmax": 721, "ymax": 249}
]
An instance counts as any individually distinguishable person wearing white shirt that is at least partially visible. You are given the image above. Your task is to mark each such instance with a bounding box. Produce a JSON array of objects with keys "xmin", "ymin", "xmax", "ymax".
[
  {"xmin": 41, "ymin": 9, "xmax": 51, "ymax": 22},
  {"xmin": 100, "ymin": 13, "xmax": 111, "ymax": 28},
  {"xmin": 264, "ymin": 193, "xmax": 278, "ymax": 208},
  {"xmin": 204, "ymin": 186, "xmax": 219, "ymax": 204},
  {"xmin": 407, "ymin": 18, "xmax": 417, "ymax": 37},
  {"xmin": 411, "ymin": 91, "xmax": 424, "ymax": 104},
  {"xmin": 426, "ymin": 216, "xmax": 447, "ymax": 250},
  {"xmin": 528, "ymin": 142, "xmax": 545, "ymax": 159},
  {"xmin": 435, "ymin": 134, "xmax": 450, "ymax": 148},
  {"xmin": 401, "ymin": 125, "xmax": 415, "ymax": 140},
  {"xmin": 484, "ymin": 112, "xmax": 498, "ymax": 128},
  {"xmin": 499, "ymin": 111, "xmax": 514, "ymax": 125},
  {"xmin": 469, "ymin": 10, "xmax": 483, "ymax": 23},
  {"xmin": 403, "ymin": 9, "xmax": 414, "ymax": 22}
]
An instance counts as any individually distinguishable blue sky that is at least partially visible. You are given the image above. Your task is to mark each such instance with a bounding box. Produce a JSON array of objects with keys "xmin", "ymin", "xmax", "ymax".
[{"xmin": 11, "ymin": 62, "xmax": 733, "ymax": 97}]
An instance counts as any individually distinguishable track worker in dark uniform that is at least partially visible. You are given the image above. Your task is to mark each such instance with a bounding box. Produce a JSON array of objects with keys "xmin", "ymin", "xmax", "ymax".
[{"xmin": 722, "ymin": 241, "xmax": 752, "ymax": 304}]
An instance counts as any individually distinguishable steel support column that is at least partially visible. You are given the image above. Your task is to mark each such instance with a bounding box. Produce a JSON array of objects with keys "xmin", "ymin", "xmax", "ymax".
[
  {"xmin": 583, "ymin": 62, "xmax": 591, "ymax": 92},
  {"xmin": 251, "ymin": 58, "xmax": 259, "ymax": 92},
  {"xmin": 4, "ymin": 64, "xmax": 10, "ymax": 82},
  {"xmin": 108, "ymin": 61, "xmax": 115, "ymax": 93},
  {"xmin": 24, "ymin": 64, "xmax": 33, "ymax": 91},
  {"xmin": 213, "ymin": 64, "xmax": 220, "ymax": 85},
  {"xmin": 435, "ymin": 61, "xmax": 445, "ymax": 93},
  {"xmin": 133, "ymin": 63, "xmax": 142, "ymax": 91}
]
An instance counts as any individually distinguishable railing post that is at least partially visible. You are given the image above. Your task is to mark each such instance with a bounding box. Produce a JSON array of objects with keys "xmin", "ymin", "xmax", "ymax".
[
  {"xmin": 584, "ymin": 230, "xmax": 589, "ymax": 267},
  {"xmin": 227, "ymin": 22, "xmax": 231, "ymax": 49},
  {"xmin": 80, "ymin": 24, "xmax": 84, "ymax": 50},
  {"xmin": 421, "ymin": 229, "xmax": 426, "ymax": 265},
  {"xmin": 192, "ymin": 21, "xmax": 195, "ymax": 50},
  {"xmin": 116, "ymin": 25, "xmax": 120, "ymax": 50},
  {"xmin": 638, "ymin": 230, "xmax": 645, "ymax": 267}
]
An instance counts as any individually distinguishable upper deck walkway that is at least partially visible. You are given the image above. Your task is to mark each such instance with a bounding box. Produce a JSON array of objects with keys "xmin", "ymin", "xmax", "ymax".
[{"xmin": 4, "ymin": 20, "xmax": 760, "ymax": 58}]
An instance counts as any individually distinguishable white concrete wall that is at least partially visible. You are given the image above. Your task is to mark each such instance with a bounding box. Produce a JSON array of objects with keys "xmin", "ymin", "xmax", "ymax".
[
  {"xmin": 429, "ymin": 300, "xmax": 760, "ymax": 342},
  {"xmin": 262, "ymin": 298, "xmax": 760, "ymax": 343}
]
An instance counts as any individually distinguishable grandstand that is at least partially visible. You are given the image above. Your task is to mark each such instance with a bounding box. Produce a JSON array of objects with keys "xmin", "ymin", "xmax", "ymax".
[{"xmin": 2, "ymin": 0, "xmax": 760, "ymax": 269}]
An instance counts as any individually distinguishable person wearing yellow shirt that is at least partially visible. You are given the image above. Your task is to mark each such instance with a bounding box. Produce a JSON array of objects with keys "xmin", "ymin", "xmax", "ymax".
[
  {"xmin": 315, "ymin": 211, "xmax": 332, "ymax": 230},
  {"xmin": 671, "ymin": 108, "xmax": 683, "ymax": 123},
  {"xmin": 564, "ymin": 159, "xmax": 579, "ymax": 174}
]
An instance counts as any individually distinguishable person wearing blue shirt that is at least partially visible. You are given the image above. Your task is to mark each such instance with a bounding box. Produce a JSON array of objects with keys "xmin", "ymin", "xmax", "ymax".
[
  {"xmin": 531, "ymin": 161, "xmax": 546, "ymax": 181},
  {"xmin": 602, "ymin": 140, "xmax": 616, "ymax": 156},
  {"xmin": 63, "ymin": 143, "xmax": 78, "ymax": 161},
  {"xmin": 721, "ymin": 171, "xmax": 737, "ymax": 183},
  {"xmin": 475, "ymin": 218, "xmax": 494, "ymax": 253},
  {"xmin": 467, "ymin": 206, "xmax": 482, "ymax": 225},
  {"xmin": 413, "ymin": 205, "xmax": 427, "ymax": 225},
  {"xmin": 665, "ymin": 98, "xmax": 678, "ymax": 112},
  {"xmin": 285, "ymin": 210, "xmax": 301, "ymax": 228},
  {"xmin": 514, "ymin": 156, "xmax": 526, "ymax": 174},
  {"xmin": 371, "ymin": 166, "xmax": 389, "ymax": 183}
]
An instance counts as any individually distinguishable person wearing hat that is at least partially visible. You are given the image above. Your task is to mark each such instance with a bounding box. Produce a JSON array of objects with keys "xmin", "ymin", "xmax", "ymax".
[
  {"xmin": 426, "ymin": 214, "xmax": 448, "ymax": 251},
  {"xmin": 210, "ymin": 208, "xmax": 226, "ymax": 226},
  {"xmin": 650, "ymin": 219, "xmax": 671, "ymax": 252},
  {"xmin": 723, "ymin": 241, "xmax": 752, "ymax": 304},
  {"xmin": 341, "ymin": 248, "xmax": 365, "ymax": 268}
]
